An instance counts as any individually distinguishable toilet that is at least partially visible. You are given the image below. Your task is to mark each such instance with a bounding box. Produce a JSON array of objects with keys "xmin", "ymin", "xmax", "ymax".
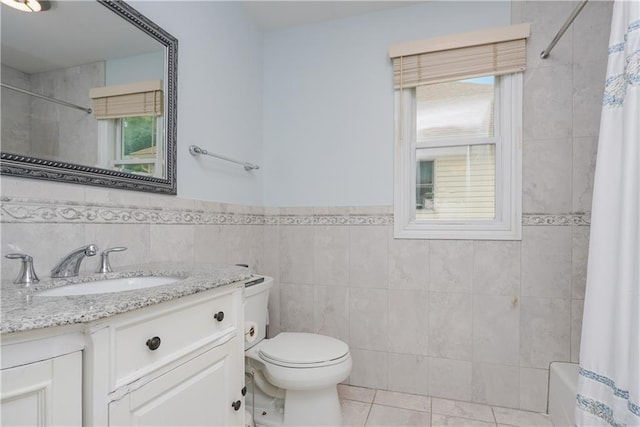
[{"xmin": 243, "ymin": 276, "xmax": 352, "ymax": 427}]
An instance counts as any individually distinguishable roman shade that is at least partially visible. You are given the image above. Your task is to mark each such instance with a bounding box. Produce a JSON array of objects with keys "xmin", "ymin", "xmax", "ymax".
[
  {"xmin": 389, "ymin": 23, "xmax": 530, "ymax": 88},
  {"xmin": 90, "ymin": 80, "xmax": 163, "ymax": 119}
]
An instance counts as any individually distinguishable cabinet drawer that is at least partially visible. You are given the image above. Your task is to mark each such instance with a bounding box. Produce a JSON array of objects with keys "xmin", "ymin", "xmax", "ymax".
[
  {"xmin": 109, "ymin": 337, "xmax": 243, "ymax": 427},
  {"xmin": 110, "ymin": 290, "xmax": 237, "ymax": 390}
]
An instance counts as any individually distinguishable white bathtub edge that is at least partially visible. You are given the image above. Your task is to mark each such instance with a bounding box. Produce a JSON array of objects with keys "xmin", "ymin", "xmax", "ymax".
[{"xmin": 548, "ymin": 361, "xmax": 579, "ymax": 427}]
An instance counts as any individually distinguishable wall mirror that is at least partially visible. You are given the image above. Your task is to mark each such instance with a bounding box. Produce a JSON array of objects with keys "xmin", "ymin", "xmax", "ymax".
[{"xmin": 1, "ymin": 0, "xmax": 178, "ymax": 194}]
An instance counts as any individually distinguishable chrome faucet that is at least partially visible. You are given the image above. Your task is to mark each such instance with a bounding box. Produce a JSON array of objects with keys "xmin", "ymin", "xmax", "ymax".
[{"xmin": 51, "ymin": 244, "xmax": 98, "ymax": 278}]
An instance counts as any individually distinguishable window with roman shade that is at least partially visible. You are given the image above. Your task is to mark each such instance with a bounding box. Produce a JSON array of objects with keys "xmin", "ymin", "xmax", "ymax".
[{"xmin": 390, "ymin": 24, "xmax": 530, "ymax": 240}]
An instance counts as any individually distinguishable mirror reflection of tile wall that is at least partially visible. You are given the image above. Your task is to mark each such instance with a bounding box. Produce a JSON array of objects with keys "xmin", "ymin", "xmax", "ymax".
[{"xmin": 1, "ymin": 62, "xmax": 103, "ymax": 166}]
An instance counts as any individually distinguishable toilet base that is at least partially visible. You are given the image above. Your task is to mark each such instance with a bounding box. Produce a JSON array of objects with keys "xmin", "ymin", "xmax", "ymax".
[{"xmin": 246, "ymin": 381, "xmax": 343, "ymax": 426}]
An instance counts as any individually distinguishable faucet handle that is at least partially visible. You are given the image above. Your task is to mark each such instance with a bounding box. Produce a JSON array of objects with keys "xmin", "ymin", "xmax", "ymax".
[
  {"xmin": 5, "ymin": 253, "xmax": 40, "ymax": 286},
  {"xmin": 96, "ymin": 247, "xmax": 127, "ymax": 274}
]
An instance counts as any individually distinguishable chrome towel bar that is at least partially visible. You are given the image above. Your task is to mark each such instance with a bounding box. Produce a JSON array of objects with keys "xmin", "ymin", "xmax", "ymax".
[{"xmin": 189, "ymin": 145, "xmax": 260, "ymax": 171}]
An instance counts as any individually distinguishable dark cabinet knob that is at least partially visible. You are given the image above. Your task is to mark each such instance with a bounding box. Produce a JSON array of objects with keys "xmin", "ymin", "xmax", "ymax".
[
  {"xmin": 232, "ymin": 400, "xmax": 241, "ymax": 411},
  {"xmin": 214, "ymin": 311, "xmax": 224, "ymax": 322},
  {"xmin": 241, "ymin": 386, "xmax": 247, "ymax": 396},
  {"xmin": 146, "ymin": 336, "xmax": 161, "ymax": 351}
]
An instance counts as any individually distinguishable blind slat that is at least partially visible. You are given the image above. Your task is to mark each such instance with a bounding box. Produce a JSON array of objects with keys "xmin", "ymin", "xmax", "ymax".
[{"xmin": 393, "ymin": 39, "xmax": 527, "ymax": 88}]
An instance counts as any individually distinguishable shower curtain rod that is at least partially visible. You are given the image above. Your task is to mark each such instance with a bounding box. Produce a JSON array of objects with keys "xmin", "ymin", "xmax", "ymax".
[
  {"xmin": 540, "ymin": 0, "xmax": 588, "ymax": 59},
  {"xmin": 0, "ymin": 82, "xmax": 92, "ymax": 114}
]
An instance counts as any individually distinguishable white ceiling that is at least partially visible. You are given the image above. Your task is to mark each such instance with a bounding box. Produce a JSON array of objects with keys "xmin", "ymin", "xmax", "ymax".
[{"xmin": 241, "ymin": 1, "xmax": 422, "ymax": 31}]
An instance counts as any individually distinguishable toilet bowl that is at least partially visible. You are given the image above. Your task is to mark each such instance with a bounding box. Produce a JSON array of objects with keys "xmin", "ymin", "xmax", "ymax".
[{"xmin": 244, "ymin": 277, "xmax": 352, "ymax": 426}]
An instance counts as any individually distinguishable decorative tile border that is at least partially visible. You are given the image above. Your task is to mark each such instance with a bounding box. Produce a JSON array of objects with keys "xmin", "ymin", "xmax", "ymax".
[
  {"xmin": 1, "ymin": 197, "xmax": 590, "ymax": 226},
  {"xmin": 523, "ymin": 213, "xmax": 591, "ymax": 226},
  {"xmin": 0, "ymin": 197, "xmax": 264, "ymax": 226},
  {"xmin": 277, "ymin": 214, "xmax": 394, "ymax": 226}
]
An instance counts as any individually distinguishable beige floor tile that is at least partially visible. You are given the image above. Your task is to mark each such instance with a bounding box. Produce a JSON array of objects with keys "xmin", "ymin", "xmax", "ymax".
[
  {"xmin": 339, "ymin": 384, "xmax": 377, "ymax": 403},
  {"xmin": 374, "ymin": 390, "xmax": 431, "ymax": 412},
  {"xmin": 366, "ymin": 404, "xmax": 431, "ymax": 426},
  {"xmin": 341, "ymin": 399, "xmax": 372, "ymax": 427},
  {"xmin": 432, "ymin": 398, "xmax": 495, "ymax": 423},
  {"xmin": 492, "ymin": 407, "xmax": 554, "ymax": 427},
  {"xmin": 432, "ymin": 414, "xmax": 497, "ymax": 427}
]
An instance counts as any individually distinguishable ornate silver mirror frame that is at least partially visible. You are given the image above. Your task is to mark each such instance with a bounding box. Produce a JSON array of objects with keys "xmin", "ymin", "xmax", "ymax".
[{"xmin": 0, "ymin": 0, "xmax": 178, "ymax": 194}]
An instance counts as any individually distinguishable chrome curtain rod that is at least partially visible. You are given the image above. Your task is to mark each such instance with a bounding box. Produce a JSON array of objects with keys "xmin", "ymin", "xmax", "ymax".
[
  {"xmin": 189, "ymin": 145, "xmax": 260, "ymax": 171},
  {"xmin": 540, "ymin": 0, "xmax": 588, "ymax": 59},
  {"xmin": 0, "ymin": 82, "xmax": 92, "ymax": 114}
]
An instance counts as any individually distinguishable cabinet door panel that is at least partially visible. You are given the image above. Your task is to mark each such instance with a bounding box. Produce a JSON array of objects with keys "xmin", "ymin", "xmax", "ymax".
[
  {"xmin": 1, "ymin": 351, "xmax": 81, "ymax": 427},
  {"xmin": 109, "ymin": 339, "xmax": 240, "ymax": 426}
]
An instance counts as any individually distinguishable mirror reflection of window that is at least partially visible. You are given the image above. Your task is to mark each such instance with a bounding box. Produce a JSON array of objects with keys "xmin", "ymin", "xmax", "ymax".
[
  {"xmin": 113, "ymin": 116, "xmax": 163, "ymax": 176},
  {"xmin": 91, "ymin": 80, "xmax": 164, "ymax": 177}
]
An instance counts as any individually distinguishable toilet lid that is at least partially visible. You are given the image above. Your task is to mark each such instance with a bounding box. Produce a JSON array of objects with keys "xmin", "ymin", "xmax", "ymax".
[{"xmin": 258, "ymin": 332, "xmax": 349, "ymax": 366}]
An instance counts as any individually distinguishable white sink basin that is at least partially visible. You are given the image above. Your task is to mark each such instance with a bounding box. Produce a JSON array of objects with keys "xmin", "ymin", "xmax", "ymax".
[{"xmin": 36, "ymin": 276, "xmax": 182, "ymax": 296}]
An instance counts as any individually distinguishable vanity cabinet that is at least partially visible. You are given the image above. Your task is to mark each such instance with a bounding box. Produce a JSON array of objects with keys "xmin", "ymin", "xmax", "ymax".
[
  {"xmin": 1, "ymin": 351, "xmax": 82, "ymax": 426},
  {"xmin": 84, "ymin": 283, "xmax": 245, "ymax": 426}
]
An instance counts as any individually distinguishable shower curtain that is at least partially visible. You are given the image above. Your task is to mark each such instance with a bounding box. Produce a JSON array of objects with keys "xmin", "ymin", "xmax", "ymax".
[{"xmin": 575, "ymin": 1, "xmax": 640, "ymax": 426}]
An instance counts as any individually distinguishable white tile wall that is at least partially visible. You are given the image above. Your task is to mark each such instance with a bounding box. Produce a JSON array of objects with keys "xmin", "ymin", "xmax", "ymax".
[
  {"xmin": 521, "ymin": 226, "xmax": 572, "ymax": 298},
  {"xmin": 519, "ymin": 297, "xmax": 571, "ymax": 369},
  {"xmin": 523, "ymin": 138, "xmax": 573, "ymax": 214},
  {"xmin": 314, "ymin": 285, "xmax": 349, "ymax": 343},
  {"xmin": 471, "ymin": 363, "xmax": 520, "ymax": 408},
  {"xmin": 350, "ymin": 226, "xmax": 389, "ymax": 288},
  {"xmin": 519, "ymin": 367, "xmax": 549, "ymax": 412},
  {"xmin": 388, "ymin": 290, "xmax": 428, "ymax": 355},
  {"xmin": 387, "ymin": 354, "xmax": 429, "ymax": 395},
  {"xmin": 472, "ymin": 296, "xmax": 519, "ymax": 366},
  {"xmin": 429, "ymin": 358, "xmax": 472, "ymax": 401},
  {"xmin": 429, "ymin": 241, "xmax": 473, "ymax": 293}
]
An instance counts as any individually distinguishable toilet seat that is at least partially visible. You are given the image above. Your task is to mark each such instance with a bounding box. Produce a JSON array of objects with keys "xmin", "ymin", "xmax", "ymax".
[{"xmin": 258, "ymin": 333, "xmax": 349, "ymax": 368}]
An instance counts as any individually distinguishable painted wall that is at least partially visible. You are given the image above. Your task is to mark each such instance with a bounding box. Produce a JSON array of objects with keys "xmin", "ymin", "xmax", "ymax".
[
  {"xmin": 130, "ymin": 1, "xmax": 264, "ymax": 205},
  {"xmin": 262, "ymin": 2, "xmax": 511, "ymax": 207}
]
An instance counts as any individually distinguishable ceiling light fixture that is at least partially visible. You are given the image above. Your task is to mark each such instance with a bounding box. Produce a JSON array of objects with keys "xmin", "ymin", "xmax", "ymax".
[{"xmin": 0, "ymin": 0, "xmax": 50, "ymax": 12}]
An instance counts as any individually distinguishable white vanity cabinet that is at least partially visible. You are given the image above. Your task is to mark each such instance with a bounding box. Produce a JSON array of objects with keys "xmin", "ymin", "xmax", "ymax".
[{"xmin": 84, "ymin": 283, "xmax": 245, "ymax": 427}]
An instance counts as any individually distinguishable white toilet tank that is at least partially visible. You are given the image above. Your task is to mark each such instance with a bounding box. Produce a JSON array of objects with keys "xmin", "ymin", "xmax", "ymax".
[{"xmin": 244, "ymin": 276, "xmax": 273, "ymax": 350}]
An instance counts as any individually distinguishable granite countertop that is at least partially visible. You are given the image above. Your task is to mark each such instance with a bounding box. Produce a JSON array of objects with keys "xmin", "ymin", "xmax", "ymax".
[{"xmin": 1, "ymin": 263, "xmax": 253, "ymax": 334}]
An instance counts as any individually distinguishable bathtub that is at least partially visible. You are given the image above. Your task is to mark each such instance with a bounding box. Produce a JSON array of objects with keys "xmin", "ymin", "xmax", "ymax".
[{"xmin": 548, "ymin": 362, "xmax": 579, "ymax": 427}]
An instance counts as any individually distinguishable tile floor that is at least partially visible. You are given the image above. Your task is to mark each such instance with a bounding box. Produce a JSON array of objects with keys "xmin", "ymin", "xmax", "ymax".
[{"xmin": 338, "ymin": 385, "xmax": 555, "ymax": 427}]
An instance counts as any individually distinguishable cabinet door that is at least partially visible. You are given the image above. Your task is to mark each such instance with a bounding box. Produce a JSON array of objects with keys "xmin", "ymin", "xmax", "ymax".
[
  {"xmin": 1, "ymin": 351, "xmax": 82, "ymax": 427},
  {"xmin": 109, "ymin": 338, "xmax": 243, "ymax": 426}
]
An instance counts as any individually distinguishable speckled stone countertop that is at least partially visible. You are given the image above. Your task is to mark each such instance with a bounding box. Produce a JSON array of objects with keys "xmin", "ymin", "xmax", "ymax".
[{"xmin": 1, "ymin": 263, "xmax": 253, "ymax": 334}]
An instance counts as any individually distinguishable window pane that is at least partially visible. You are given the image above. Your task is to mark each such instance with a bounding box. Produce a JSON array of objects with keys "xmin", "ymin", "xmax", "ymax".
[
  {"xmin": 416, "ymin": 77, "xmax": 495, "ymax": 140},
  {"xmin": 415, "ymin": 144, "xmax": 495, "ymax": 220},
  {"xmin": 122, "ymin": 116, "xmax": 157, "ymax": 159},
  {"xmin": 416, "ymin": 160, "xmax": 434, "ymax": 210},
  {"xmin": 114, "ymin": 162, "xmax": 156, "ymax": 176}
]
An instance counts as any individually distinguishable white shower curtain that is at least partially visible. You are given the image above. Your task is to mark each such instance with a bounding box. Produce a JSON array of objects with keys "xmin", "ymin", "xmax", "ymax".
[{"xmin": 575, "ymin": 1, "xmax": 640, "ymax": 426}]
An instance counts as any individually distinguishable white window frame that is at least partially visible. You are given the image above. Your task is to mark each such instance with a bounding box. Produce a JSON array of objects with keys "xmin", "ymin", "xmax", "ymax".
[{"xmin": 394, "ymin": 73, "xmax": 522, "ymax": 240}]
